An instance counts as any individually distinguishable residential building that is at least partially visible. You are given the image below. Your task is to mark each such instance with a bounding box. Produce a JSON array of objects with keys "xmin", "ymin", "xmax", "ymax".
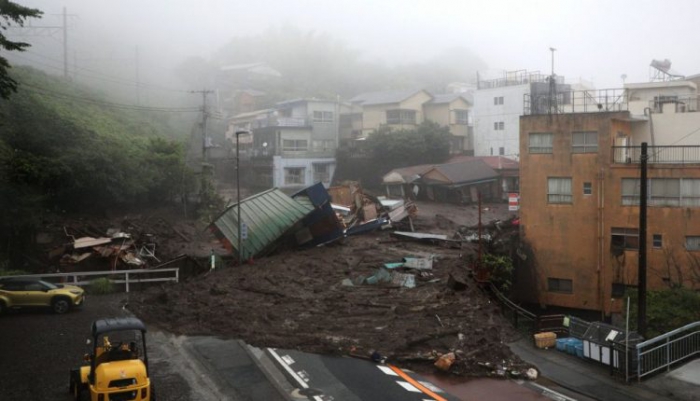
[
  {"xmin": 232, "ymin": 98, "xmax": 340, "ymax": 191},
  {"xmin": 473, "ymin": 70, "xmax": 571, "ymax": 159},
  {"xmin": 423, "ymin": 94, "xmax": 473, "ymax": 153},
  {"xmin": 340, "ymin": 89, "xmax": 473, "ymax": 154},
  {"xmin": 447, "ymin": 155, "xmax": 519, "ymax": 200},
  {"xmin": 518, "ymin": 84, "xmax": 700, "ymax": 318}
]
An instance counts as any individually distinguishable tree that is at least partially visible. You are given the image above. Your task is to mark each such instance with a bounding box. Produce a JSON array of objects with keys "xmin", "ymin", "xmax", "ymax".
[
  {"xmin": 0, "ymin": 0, "xmax": 42, "ymax": 99},
  {"xmin": 366, "ymin": 121, "xmax": 452, "ymax": 168}
]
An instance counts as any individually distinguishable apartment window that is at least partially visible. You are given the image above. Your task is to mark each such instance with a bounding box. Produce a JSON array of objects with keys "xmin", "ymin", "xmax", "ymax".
[
  {"xmin": 284, "ymin": 167, "xmax": 305, "ymax": 185},
  {"xmin": 682, "ymin": 179, "xmax": 700, "ymax": 206},
  {"xmin": 529, "ymin": 132, "xmax": 553, "ymax": 154},
  {"xmin": 454, "ymin": 110, "xmax": 469, "ymax": 125},
  {"xmin": 313, "ymin": 111, "xmax": 334, "ymax": 123},
  {"xmin": 572, "ymin": 131, "xmax": 598, "ymax": 153},
  {"xmin": 493, "ymin": 121, "xmax": 504, "ymax": 130},
  {"xmin": 494, "ymin": 96, "xmax": 504, "ymax": 105},
  {"xmin": 386, "ymin": 109, "xmax": 416, "ymax": 125},
  {"xmin": 547, "ymin": 177, "xmax": 572, "ymax": 204},
  {"xmin": 548, "ymin": 278, "xmax": 573, "ymax": 294},
  {"xmin": 621, "ymin": 178, "xmax": 640, "ymax": 205},
  {"xmin": 686, "ymin": 236, "xmax": 700, "ymax": 251},
  {"xmin": 652, "ymin": 234, "xmax": 663, "ymax": 249},
  {"xmin": 583, "ymin": 182, "xmax": 592, "ymax": 195},
  {"xmin": 313, "ymin": 164, "xmax": 331, "ymax": 183},
  {"xmin": 650, "ymin": 178, "xmax": 680, "ymax": 207},
  {"xmin": 611, "ymin": 227, "xmax": 639, "ymax": 251},
  {"xmin": 499, "ymin": 147, "xmax": 505, "ymax": 156},
  {"xmin": 282, "ymin": 139, "xmax": 308, "ymax": 152},
  {"xmin": 312, "ymin": 140, "xmax": 335, "ymax": 151}
]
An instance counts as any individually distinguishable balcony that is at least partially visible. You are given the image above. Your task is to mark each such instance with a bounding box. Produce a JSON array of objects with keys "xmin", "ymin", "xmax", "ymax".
[
  {"xmin": 612, "ymin": 145, "xmax": 700, "ymax": 164},
  {"xmin": 524, "ymin": 88, "xmax": 628, "ymax": 115}
]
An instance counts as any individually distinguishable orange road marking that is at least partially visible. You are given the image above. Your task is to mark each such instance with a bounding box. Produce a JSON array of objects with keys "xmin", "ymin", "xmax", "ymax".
[{"xmin": 387, "ymin": 364, "xmax": 447, "ymax": 401}]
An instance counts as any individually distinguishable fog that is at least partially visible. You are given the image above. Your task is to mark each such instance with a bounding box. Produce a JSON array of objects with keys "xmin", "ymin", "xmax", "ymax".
[{"xmin": 10, "ymin": 0, "xmax": 700, "ymax": 102}]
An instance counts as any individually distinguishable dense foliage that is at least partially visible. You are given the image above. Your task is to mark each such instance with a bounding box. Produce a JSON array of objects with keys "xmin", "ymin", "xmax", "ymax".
[
  {"xmin": 0, "ymin": 1, "xmax": 42, "ymax": 98},
  {"xmin": 625, "ymin": 288, "xmax": 700, "ymax": 337},
  {"xmin": 364, "ymin": 120, "xmax": 452, "ymax": 168},
  {"xmin": 483, "ymin": 253, "xmax": 515, "ymax": 292}
]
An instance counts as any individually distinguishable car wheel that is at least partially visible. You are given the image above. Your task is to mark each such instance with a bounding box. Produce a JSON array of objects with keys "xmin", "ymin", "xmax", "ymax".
[
  {"xmin": 70, "ymin": 373, "xmax": 86, "ymax": 401},
  {"xmin": 52, "ymin": 298, "xmax": 71, "ymax": 314}
]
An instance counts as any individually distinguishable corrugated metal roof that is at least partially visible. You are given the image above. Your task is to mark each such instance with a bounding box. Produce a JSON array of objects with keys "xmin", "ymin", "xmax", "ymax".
[{"xmin": 210, "ymin": 188, "xmax": 313, "ymax": 260}]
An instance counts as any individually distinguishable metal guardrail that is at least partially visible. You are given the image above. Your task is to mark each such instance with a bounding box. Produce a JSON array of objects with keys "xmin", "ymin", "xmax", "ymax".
[
  {"xmin": 3, "ymin": 268, "xmax": 179, "ymax": 293},
  {"xmin": 488, "ymin": 283, "xmax": 536, "ymax": 332},
  {"xmin": 636, "ymin": 321, "xmax": 700, "ymax": 381},
  {"xmin": 612, "ymin": 145, "xmax": 700, "ymax": 164},
  {"xmin": 524, "ymin": 88, "xmax": 628, "ymax": 115}
]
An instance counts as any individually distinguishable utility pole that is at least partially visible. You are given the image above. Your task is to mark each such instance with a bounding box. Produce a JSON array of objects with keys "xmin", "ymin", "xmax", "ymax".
[
  {"xmin": 135, "ymin": 46, "xmax": 140, "ymax": 105},
  {"xmin": 6, "ymin": 8, "xmax": 77, "ymax": 78},
  {"xmin": 62, "ymin": 7, "xmax": 68, "ymax": 78},
  {"xmin": 638, "ymin": 142, "xmax": 648, "ymax": 337},
  {"xmin": 190, "ymin": 89, "xmax": 214, "ymax": 162}
]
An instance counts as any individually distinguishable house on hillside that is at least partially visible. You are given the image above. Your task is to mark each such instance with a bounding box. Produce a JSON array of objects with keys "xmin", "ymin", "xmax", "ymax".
[
  {"xmin": 423, "ymin": 93, "xmax": 473, "ymax": 154},
  {"xmin": 382, "ymin": 164, "xmax": 437, "ymax": 198},
  {"xmin": 232, "ymin": 98, "xmax": 341, "ymax": 191},
  {"xmin": 340, "ymin": 89, "xmax": 474, "ymax": 154},
  {"xmin": 518, "ymin": 77, "xmax": 700, "ymax": 319}
]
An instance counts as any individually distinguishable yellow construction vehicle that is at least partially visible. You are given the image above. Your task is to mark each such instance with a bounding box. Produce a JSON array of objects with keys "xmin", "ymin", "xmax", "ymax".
[{"xmin": 70, "ymin": 317, "xmax": 155, "ymax": 400}]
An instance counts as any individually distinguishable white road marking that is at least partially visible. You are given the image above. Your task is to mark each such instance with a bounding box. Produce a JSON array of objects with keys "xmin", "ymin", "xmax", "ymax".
[
  {"xmin": 268, "ymin": 349, "xmax": 323, "ymax": 401},
  {"xmin": 377, "ymin": 365, "xmax": 399, "ymax": 376},
  {"xmin": 418, "ymin": 381, "xmax": 444, "ymax": 393},
  {"xmin": 282, "ymin": 355, "xmax": 295, "ymax": 365},
  {"xmin": 529, "ymin": 382, "xmax": 578, "ymax": 401},
  {"xmin": 396, "ymin": 380, "xmax": 422, "ymax": 392}
]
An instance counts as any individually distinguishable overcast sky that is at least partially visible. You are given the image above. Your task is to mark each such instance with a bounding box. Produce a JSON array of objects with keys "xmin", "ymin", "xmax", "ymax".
[{"xmin": 14, "ymin": 0, "xmax": 700, "ymax": 90}]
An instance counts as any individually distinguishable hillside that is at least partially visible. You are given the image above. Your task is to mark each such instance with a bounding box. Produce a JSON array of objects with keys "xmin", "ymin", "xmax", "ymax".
[{"xmin": 0, "ymin": 67, "xmax": 195, "ymax": 264}]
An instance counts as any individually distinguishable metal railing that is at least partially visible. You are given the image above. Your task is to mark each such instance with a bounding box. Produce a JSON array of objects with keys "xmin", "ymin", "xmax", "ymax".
[
  {"xmin": 524, "ymin": 88, "xmax": 628, "ymax": 115},
  {"xmin": 488, "ymin": 283, "xmax": 536, "ymax": 333},
  {"xmin": 3, "ymin": 268, "xmax": 179, "ymax": 293},
  {"xmin": 648, "ymin": 96, "xmax": 700, "ymax": 113},
  {"xmin": 612, "ymin": 145, "xmax": 700, "ymax": 164},
  {"xmin": 636, "ymin": 321, "xmax": 700, "ymax": 381}
]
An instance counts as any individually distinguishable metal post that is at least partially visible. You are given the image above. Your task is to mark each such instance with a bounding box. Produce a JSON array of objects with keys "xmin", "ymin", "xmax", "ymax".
[
  {"xmin": 638, "ymin": 142, "xmax": 648, "ymax": 337},
  {"xmin": 235, "ymin": 130, "xmax": 250, "ymax": 266},
  {"xmin": 625, "ymin": 296, "xmax": 630, "ymax": 382},
  {"xmin": 125, "ymin": 272, "xmax": 130, "ymax": 293}
]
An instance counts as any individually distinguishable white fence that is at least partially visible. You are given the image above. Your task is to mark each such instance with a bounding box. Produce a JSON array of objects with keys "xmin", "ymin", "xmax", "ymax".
[
  {"xmin": 4, "ymin": 268, "xmax": 179, "ymax": 293},
  {"xmin": 636, "ymin": 321, "xmax": 700, "ymax": 381}
]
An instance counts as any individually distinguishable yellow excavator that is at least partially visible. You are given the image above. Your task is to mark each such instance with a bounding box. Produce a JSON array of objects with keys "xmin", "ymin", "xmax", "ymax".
[{"xmin": 70, "ymin": 317, "xmax": 155, "ymax": 400}]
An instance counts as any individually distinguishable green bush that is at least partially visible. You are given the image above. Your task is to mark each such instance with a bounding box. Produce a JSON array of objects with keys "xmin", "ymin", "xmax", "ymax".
[
  {"xmin": 483, "ymin": 253, "xmax": 514, "ymax": 292},
  {"xmin": 0, "ymin": 268, "xmax": 28, "ymax": 276},
  {"xmin": 89, "ymin": 277, "xmax": 115, "ymax": 294},
  {"xmin": 625, "ymin": 288, "xmax": 700, "ymax": 337}
]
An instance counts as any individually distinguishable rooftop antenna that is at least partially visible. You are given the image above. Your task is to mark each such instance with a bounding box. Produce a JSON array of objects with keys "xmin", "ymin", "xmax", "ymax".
[
  {"xmin": 621, "ymin": 74, "xmax": 627, "ymax": 86},
  {"xmin": 549, "ymin": 47, "xmax": 556, "ymax": 76},
  {"xmin": 548, "ymin": 47, "xmax": 558, "ymax": 114}
]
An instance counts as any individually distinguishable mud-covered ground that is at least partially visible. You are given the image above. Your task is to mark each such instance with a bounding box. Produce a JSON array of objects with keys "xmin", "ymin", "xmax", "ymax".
[{"xmin": 128, "ymin": 201, "xmax": 530, "ymax": 378}]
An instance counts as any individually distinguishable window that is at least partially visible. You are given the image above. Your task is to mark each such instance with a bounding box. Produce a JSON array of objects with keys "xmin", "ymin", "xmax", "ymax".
[
  {"xmin": 652, "ymin": 234, "xmax": 663, "ymax": 248},
  {"xmin": 493, "ymin": 121, "xmax": 504, "ymax": 130},
  {"xmin": 386, "ymin": 109, "xmax": 416, "ymax": 125},
  {"xmin": 25, "ymin": 282, "xmax": 44, "ymax": 291},
  {"xmin": 313, "ymin": 111, "xmax": 334, "ymax": 123},
  {"xmin": 313, "ymin": 164, "xmax": 331, "ymax": 183},
  {"xmin": 686, "ymin": 236, "xmax": 700, "ymax": 251},
  {"xmin": 621, "ymin": 178, "xmax": 640, "ymax": 205},
  {"xmin": 529, "ymin": 132, "xmax": 553, "ymax": 153},
  {"xmin": 312, "ymin": 140, "xmax": 335, "ymax": 151},
  {"xmin": 583, "ymin": 182, "xmax": 592, "ymax": 195},
  {"xmin": 572, "ymin": 131, "xmax": 598, "ymax": 153},
  {"xmin": 548, "ymin": 278, "xmax": 573, "ymax": 294},
  {"xmin": 494, "ymin": 96, "xmax": 504, "ymax": 105},
  {"xmin": 454, "ymin": 110, "xmax": 469, "ymax": 125},
  {"xmin": 650, "ymin": 178, "xmax": 680, "ymax": 207},
  {"xmin": 284, "ymin": 167, "xmax": 305, "ymax": 185},
  {"xmin": 499, "ymin": 147, "xmax": 505, "ymax": 156},
  {"xmin": 681, "ymin": 179, "xmax": 700, "ymax": 207},
  {"xmin": 547, "ymin": 177, "xmax": 572, "ymax": 204},
  {"xmin": 611, "ymin": 227, "xmax": 639, "ymax": 252},
  {"xmin": 282, "ymin": 139, "xmax": 308, "ymax": 152}
]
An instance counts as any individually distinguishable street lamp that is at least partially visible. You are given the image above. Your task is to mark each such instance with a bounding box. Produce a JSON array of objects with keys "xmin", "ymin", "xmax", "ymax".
[{"xmin": 235, "ymin": 130, "xmax": 251, "ymax": 266}]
